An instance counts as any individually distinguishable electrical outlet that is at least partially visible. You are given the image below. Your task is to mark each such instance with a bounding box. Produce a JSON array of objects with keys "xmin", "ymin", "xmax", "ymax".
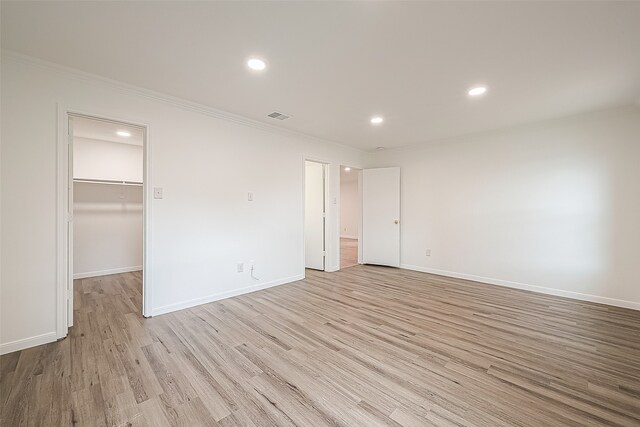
[
  {"xmin": 426, "ymin": 249, "xmax": 431, "ymax": 256},
  {"xmin": 237, "ymin": 263, "xmax": 244, "ymax": 273}
]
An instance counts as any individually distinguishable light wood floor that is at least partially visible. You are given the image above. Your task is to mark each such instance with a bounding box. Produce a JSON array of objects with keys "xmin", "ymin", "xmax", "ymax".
[
  {"xmin": 2, "ymin": 267, "xmax": 640, "ymax": 426},
  {"xmin": 340, "ymin": 237, "xmax": 358, "ymax": 269}
]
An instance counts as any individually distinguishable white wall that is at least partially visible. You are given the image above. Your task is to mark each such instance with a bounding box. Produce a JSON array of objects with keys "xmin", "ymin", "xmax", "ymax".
[
  {"xmin": 73, "ymin": 137, "xmax": 143, "ymax": 278},
  {"xmin": 366, "ymin": 106, "xmax": 640, "ymax": 309},
  {"xmin": 340, "ymin": 178, "xmax": 359, "ymax": 239},
  {"xmin": 73, "ymin": 183, "xmax": 143, "ymax": 278},
  {"xmin": 0, "ymin": 53, "xmax": 363, "ymax": 353},
  {"xmin": 74, "ymin": 137, "xmax": 143, "ymax": 182}
]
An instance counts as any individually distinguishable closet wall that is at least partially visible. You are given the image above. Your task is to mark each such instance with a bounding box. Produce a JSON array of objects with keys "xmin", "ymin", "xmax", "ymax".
[
  {"xmin": 73, "ymin": 137, "xmax": 143, "ymax": 278},
  {"xmin": 340, "ymin": 177, "xmax": 359, "ymax": 239},
  {"xmin": 75, "ymin": 137, "xmax": 143, "ymax": 182}
]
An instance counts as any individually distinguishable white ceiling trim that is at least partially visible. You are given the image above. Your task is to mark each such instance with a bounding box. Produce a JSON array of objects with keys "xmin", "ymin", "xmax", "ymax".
[{"xmin": 2, "ymin": 49, "xmax": 361, "ymax": 153}]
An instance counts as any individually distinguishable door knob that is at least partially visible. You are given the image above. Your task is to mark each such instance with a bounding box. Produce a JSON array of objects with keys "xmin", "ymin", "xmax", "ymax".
[{"xmin": 394, "ymin": 220, "xmax": 399, "ymax": 224}]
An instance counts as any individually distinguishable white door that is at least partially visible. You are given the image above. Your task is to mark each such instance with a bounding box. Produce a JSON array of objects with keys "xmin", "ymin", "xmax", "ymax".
[
  {"xmin": 305, "ymin": 161, "xmax": 325, "ymax": 270},
  {"xmin": 362, "ymin": 167, "xmax": 400, "ymax": 267},
  {"xmin": 67, "ymin": 115, "xmax": 75, "ymax": 327}
]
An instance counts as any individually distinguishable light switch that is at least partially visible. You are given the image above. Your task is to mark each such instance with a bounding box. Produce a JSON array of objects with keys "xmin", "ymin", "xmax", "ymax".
[
  {"xmin": 154, "ymin": 187, "xmax": 163, "ymax": 199},
  {"xmin": 248, "ymin": 192, "xmax": 253, "ymax": 202}
]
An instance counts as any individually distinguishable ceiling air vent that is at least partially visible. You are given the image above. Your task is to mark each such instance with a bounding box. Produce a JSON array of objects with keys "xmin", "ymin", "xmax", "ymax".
[{"xmin": 267, "ymin": 111, "xmax": 290, "ymax": 120}]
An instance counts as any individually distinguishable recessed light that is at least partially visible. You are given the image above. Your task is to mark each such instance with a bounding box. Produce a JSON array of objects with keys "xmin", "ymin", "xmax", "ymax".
[
  {"xmin": 247, "ymin": 58, "xmax": 266, "ymax": 71},
  {"xmin": 117, "ymin": 131, "xmax": 131, "ymax": 137},
  {"xmin": 370, "ymin": 116, "xmax": 384, "ymax": 125},
  {"xmin": 376, "ymin": 147, "xmax": 385, "ymax": 151},
  {"xmin": 344, "ymin": 167, "xmax": 351, "ymax": 172},
  {"xmin": 468, "ymin": 86, "xmax": 487, "ymax": 96}
]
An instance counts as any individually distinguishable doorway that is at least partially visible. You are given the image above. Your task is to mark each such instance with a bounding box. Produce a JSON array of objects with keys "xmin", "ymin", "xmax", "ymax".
[
  {"xmin": 62, "ymin": 113, "xmax": 148, "ymax": 332},
  {"xmin": 361, "ymin": 167, "xmax": 401, "ymax": 267},
  {"xmin": 304, "ymin": 160, "xmax": 327, "ymax": 271},
  {"xmin": 340, "ymin": 165, "xmax": 361, "ymax": 269}
]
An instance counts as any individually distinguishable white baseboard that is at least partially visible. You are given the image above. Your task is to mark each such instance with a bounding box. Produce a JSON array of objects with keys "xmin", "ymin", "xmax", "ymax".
[
  {"xmin": 74, "ymin": 266, "xmax": 142, "ymax": 279},
  {"xmin": 340, "ymin": 235, "xmax": 358, "ymax": 240},
  {"xmin": 0, "ymin": 332, "xmax": 58, "ymax": 355},
  {"xmin": 400, "ymin": 264, "xmax": 640, "ymax": 311},
  {"xmin": 151, "ymin": 274, "xmax": 305, "ymax": 316}
]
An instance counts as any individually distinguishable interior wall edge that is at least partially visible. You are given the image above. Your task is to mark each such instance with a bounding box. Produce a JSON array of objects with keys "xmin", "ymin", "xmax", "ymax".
[{"xmin": 400, "ymin": 264, "xmax": 640, "ymax": 311}]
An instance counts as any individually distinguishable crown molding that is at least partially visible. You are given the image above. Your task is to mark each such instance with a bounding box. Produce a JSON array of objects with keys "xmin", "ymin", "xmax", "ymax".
[{"xmin": 1, "ymin": 49, "xmax": 361, "ymax": 154}]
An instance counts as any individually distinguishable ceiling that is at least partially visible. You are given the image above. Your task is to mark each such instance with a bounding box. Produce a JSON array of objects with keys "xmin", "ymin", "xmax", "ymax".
[
  {"xmin": 73, "ymin": 116, "xmax": 144, "ymax": 146},
  {"xmin": 2, "ymin": 2, "xmax": 640, "ymax": 150}
]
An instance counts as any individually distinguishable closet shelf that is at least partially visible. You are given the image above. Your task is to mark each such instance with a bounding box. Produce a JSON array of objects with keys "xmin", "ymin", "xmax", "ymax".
[{"xmin": 74, "ymin": 178, "xmax": 143, "ymax": 186}]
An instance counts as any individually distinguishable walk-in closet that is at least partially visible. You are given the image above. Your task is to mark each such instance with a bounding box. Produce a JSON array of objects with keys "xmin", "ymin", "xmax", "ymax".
[{"xmin": 72, "ymin": 116, "xmax": 144, "ymax": 314}]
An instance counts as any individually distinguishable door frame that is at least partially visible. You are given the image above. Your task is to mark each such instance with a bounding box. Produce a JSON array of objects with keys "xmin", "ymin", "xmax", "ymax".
[
  {"xmin": 56, "ymin": 105, "xmax": 152, "ymax": 339},
  {"xmin": 338, "ymin": 165, "xmax": 363, "ymax": 268},
  {"xmin": 302, "ymin": 157, "xmax": 331, "ymax": 274}
]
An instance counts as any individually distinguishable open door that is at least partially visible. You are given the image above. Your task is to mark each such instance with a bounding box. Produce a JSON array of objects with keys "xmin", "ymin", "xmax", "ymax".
[
  {"xmin": 67, "ymin": 115, "xmax": 74, "ymax": 327},
  {"xmin": 362, "ymin": 167, "xmax": 400, "ymax": 267},
  {"xmin": 305, "ymin": 161, "xmax": 326, "ymax": 270}
]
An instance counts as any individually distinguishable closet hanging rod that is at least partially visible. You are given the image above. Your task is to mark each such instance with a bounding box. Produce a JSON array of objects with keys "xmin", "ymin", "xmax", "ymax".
[{"xmin": 73, "ymin": 178, "xmax": 143, "ymax": 186}]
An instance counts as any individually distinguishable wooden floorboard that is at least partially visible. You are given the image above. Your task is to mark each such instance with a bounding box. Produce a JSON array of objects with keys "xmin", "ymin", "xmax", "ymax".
[
  {"xmin": 340, "ymin": 238, "xmax": 358, "ymax": 269},
  {"xmin": 1, "ymin": 266, "xmax": 640, "ymax": 426}
]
